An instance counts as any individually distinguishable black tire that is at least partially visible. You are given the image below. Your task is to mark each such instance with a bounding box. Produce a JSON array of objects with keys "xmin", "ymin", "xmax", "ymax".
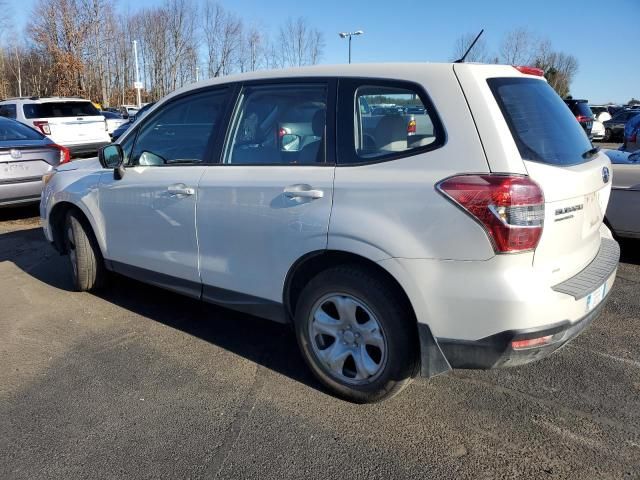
[
  {"xmin": 64, "ymin": 211, "xmax": 105, "ymax": 291},
  {"xmin": 293, "ymin": 265, "xmax": 419, "ymax": 403},
  {"xmin": 604, "ymin": 128, "xmax": 612, "ymax": 142}
]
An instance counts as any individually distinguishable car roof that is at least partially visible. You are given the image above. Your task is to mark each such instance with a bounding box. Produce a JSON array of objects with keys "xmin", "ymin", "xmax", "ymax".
[
  {"xmin": 170, "ymin": 62, "xmax": 525, "ymax": 96},
  {"xmin": 0, "ymin": 96, "xmax": 93, "ymax": 104}
]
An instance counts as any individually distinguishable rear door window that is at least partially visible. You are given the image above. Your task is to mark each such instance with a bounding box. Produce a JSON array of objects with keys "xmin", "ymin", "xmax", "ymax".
[
  {"xmin": 223, "ymin": 84, "xmax": 329, "ymax": 165},
  {"xmin": 488, "ymin": 78, "xmax": 592, "ymax": 166},
  {"xmin": 23, "ymin": 102, "xmax": 101, "ymax": 119}
]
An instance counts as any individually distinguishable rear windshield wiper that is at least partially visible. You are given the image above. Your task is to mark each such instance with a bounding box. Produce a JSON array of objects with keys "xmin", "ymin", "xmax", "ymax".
[{"xmin": 582, "ymin": 147, "xmax": 600, "ymax": 159}]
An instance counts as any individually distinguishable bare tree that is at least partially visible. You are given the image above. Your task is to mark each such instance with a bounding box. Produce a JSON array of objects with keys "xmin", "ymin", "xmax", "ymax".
[
  {"xmin": 202, "ymin": 1, "xmax": 243, "ymax": 78},
  {"xmin": 451, "ymin": 32, "xmax": 493, "ymax": 63},
  {"xmin": 278, "ymin": 17, "xmax": 324, "ymax": 67},
  {"xmin": 499, "ymin": 28, "xmax": 537, "ymax": 65},
  {"xmin": 534, "ymin": 40, "xmax": 578, "ymax": 97}
]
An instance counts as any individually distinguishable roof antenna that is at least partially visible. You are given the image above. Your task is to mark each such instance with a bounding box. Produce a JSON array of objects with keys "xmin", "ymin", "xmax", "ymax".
[{"xmin": 454, "ymin": 29, "xmax": 484, "ymax": 63}]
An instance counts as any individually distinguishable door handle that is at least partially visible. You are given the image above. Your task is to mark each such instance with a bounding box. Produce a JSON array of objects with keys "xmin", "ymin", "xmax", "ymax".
[
  {"xmin": 283, "ymin": 184, "xmax": 324, "ymax": 199},
  {"xmin": 167, "ymin": 184, "xmax": 195, "ymax": 196}
]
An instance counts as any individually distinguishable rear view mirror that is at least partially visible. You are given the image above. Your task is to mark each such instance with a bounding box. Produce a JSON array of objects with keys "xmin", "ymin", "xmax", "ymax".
[{"xmin": 99, "ymin": 144, "xmax": 124, "ymax": 169}]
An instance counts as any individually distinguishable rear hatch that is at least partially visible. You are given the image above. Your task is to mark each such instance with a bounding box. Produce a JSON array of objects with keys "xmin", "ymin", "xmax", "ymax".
[
  {"xmin": 23, "ymin": 101, "xmax": 108, "ymax": 145},
  {"xmin": 455, "ymin": 65, "xmax": 612, "ymax": 283}
]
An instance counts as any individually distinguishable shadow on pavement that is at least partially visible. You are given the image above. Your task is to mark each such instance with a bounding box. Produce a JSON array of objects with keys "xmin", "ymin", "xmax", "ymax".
[
  {"xmin": 1, "ymin": 225, "xmax": 322, "ymax": 393},
  {"xmin": 618, "ymin": 238, "xmax": 640, "ymax": 266},
  {"xmin": 0, "ymin": 204, "xmax": 40, "ymax": 222}
]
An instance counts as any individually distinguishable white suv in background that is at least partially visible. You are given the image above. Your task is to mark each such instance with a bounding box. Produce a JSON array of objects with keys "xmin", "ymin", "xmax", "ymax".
[
  {"xmin": 40, "ymin": 64, "xmax": 619, "ymax": 403},
  {"xmin": 0, "ymin": 97, "xmax": 111, "ymax": 157}
]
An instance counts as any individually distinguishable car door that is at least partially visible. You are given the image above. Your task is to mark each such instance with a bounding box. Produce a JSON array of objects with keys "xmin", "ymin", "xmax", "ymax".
[
  {"xmin": 196, "ymin": 80, "xmax": 336, "ymax": 318},
  {"xmin": 99, "ymin": 87, "xmax": 232, "ymax": 297}
]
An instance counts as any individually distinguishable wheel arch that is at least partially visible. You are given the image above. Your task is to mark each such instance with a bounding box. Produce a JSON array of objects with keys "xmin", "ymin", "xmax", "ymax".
[
  {"xmin": 49, "ymin": 201, "xmax": 103, "ymax": 256},
  {"xmin": 283, "ymin": 249, "xmax": 451, "ymax": 378}
]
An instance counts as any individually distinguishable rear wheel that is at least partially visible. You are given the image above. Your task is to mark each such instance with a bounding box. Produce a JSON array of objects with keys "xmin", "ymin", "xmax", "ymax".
[
  {"xmin": 604, "ymin": 128, "xmax": 612, "ymax": 142},
  {"xmin": 64, "ymin": 211, "xmax": 105, "ymax": 291},
  {"xmin": 294, "ymin": 265, "xmax": 419, "ymax": 403}
]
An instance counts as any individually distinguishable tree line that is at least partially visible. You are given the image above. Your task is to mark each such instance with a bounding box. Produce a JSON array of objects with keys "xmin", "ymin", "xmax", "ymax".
[
  {"xmin": 0, "ymin": 0, "xmax": 324, "ymax": 106},
  {"xmin": 452, "ymin": 28, "xmax": 579, "ymax": 97}
]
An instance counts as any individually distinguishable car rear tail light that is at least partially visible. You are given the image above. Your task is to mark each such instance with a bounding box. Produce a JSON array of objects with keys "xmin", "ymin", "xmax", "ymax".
[
  {"xmin": 513, "ymin": 66, "xmax": 544, "ymax": 77},
  {"xmin": 511, "ymin": 335, "xmax": 552, "ymax": 350},
  {"xmin": 48, "ymin": 144, "xmax": 71, "ymax": 164},
  {"xmin": 407, "ymin": 117, "xmax": 417, "ymax": 136},
  {"xmin": 33, "ymin": 120, "xmax": 51, "ymax": 135},
  {"xmin": 575, "ymin": 115, "xmax": 590, "ymax": 123},
  {"xmin": 437, "ymin": 174, "xmax": 545, "ymax": 253},
  {"xmin": 278, "ymin": 127, "xmax": 287, "ymax": 138}
]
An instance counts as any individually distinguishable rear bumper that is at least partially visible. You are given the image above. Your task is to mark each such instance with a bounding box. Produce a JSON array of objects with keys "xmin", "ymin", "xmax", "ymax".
[
  {"xmin": 66, "ymin": 142, "xmax": 109, "ymax": 157},
  {"xmin": 434, "ymin": 292, "xmax": 609, "ymax": 369},
  {"xmin": 0, "ymin": 179, "xmax": 43, "ymax": 207},
  {"xmin": 419, "ymin": 237, "xmax": 619, "ymax": 371}
]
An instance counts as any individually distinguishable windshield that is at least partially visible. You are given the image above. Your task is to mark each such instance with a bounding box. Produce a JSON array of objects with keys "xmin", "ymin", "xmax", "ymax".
[
  {"xmin": 0, "ymin": 118, "xmax": 45, "ymax": 141},
  {"xmin": 23, "ymin": 101, "xmax": 101, "ymax": 119},
  {"xmin": 488, "ymin": 78, "xmax": 593, "ymax": 166}
]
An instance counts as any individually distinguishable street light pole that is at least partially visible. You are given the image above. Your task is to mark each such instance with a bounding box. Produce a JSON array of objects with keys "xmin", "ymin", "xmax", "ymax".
[
  {"xmin": 133, "ymin": 40, "xmax": 142, "ymax": 108},
  {"xmin": 339, "ymin": 30, "xmax": 364, "ymax": 64}
]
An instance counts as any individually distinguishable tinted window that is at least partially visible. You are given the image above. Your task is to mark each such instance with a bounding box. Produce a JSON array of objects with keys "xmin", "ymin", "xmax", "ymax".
[
  {"xmin": 129, "ymin": 89, "xmax": 228, "ymax": 166},
  {"xmin": 0, "ymin": 104, "xmax": 17, "ymax": 119},
  {"xmin": 488, "ymin": 78, "xmax": 592, "ymax": 166},
  {"xmin": 0, "ymin": 117, "xmax": 44, "ymax": 141},
  {"xmin": 570, "ymin": 102, "xmax": 593, "ymax": 118},
  {"xmin": 23, "ymin": 101, "xmax": 100, "ymax": 119},
  {"xmin": 224, "ymin": 84, "xmax": 327, "ymax": 165},
  {"xmin": 351, "ymin": 85, "xmax": 440, "ymax": 162}
]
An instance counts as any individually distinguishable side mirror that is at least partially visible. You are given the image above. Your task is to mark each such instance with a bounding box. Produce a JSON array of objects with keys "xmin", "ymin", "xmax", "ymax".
[
  {"xmin": 280, "ymin": 133, "xmax": 301, "ymax": 151},
  {"xmin": 98, "ymin": 144, "xmax": 125, "ymax": 179}
]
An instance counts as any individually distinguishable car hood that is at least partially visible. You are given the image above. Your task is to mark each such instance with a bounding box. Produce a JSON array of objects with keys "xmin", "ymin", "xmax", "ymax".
[{"xmin": 56, "ymin": 156, "xmax": 103, "ymax": 172}]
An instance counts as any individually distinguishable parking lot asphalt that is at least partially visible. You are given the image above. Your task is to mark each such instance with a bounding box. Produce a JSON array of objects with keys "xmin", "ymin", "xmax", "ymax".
[{"xmin": 1, "ymin": 205, "xmax": 639, "ymax": 480}]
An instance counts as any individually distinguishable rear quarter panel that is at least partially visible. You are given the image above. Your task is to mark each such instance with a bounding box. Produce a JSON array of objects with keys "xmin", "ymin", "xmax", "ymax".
[{"xmin": 329, "ymin": 65, "xmax": 495, "ymax": 261}]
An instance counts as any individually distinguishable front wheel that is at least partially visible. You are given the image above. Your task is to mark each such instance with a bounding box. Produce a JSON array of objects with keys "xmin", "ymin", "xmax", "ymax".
[
  {"xmin": 604, "ymin": 128, "xmax": 612, "ymax": 142},
  {"xmin": 64, "ymin": 211, "xmax": 105, "ymax": 291},
  {"xmin": 294, "ymin": 265, "xmax": 419, "ymax": 403}
]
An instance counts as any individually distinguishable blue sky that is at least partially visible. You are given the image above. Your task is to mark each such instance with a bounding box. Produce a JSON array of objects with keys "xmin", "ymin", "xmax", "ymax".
[{"xmin": 8, "ymin": 0, "xmax": 639, "ymax": 104}]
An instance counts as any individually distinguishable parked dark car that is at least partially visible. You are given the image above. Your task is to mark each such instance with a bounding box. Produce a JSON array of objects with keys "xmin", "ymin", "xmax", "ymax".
[
  {"xmin": 564, "ymin": 98, "xmax": 593, "ymax": 138},
  {"xmin": 111, "ymin": 102, "xmax": 156, "ymax": 140},
  {"xmin": 0, "ymin": 116, "xmax": 69, "ymax": 207},
  {"xmin": 603, "ymin": 110, "xmax": 640, "ymax": 142}
]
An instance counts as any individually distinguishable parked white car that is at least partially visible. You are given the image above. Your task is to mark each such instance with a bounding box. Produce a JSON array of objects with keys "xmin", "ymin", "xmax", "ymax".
[
  {"xmin": 100, "ymin": 111, "xmax": 128, "ymax": 137},
  {"xmin": 0, "ymin": 97, "xmax": 111, "ymax": 157},
  {"xmin": 40, "ymin": 64, "xmax": 619, "ymax": 402},
  {"xmin": 590, "ymin": 105, "xmax": 612, "ymax": 123},
  {"xmin": 592, "ymin": 119, "xmax": 605, "ymax": 141}
]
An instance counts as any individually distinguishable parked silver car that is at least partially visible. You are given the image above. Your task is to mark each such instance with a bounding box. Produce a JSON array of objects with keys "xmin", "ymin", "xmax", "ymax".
[
  {"xmin": 603, "ymin": 149, "xmax": 640, "ymax": 238},
  {"xmin": 0, "ymin": 116, "xmax": 70, "ymax": 207}
]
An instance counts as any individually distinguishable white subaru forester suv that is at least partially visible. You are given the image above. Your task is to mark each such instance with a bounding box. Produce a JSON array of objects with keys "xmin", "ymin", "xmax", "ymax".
[{"xmin": 40, "ymin": 64, "xmax": 619, "ymax": 403}]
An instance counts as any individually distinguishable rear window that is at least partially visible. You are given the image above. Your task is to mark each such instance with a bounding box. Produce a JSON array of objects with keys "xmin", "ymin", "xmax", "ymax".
[
  {"xmin": 23, "ymin": 101, "xmax": 100, "ymax": 119},
  {"xmin": 488, "ymin": 78, "xmax": 592, "ymax": 166},
  {"xmin": 0, "ymin": 118, "xmax": 45, "ymax": 141},
  {"xmin": 570, "ymin": 102, "xmax": 593, "ymax": 118}
]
